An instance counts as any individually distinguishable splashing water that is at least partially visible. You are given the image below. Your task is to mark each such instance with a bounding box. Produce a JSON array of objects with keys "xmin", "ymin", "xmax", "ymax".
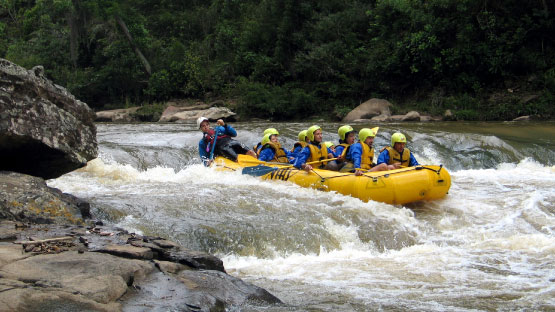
[{"xmin": 48, "ymin": 121, "xmax": 555, "ymax": 311}]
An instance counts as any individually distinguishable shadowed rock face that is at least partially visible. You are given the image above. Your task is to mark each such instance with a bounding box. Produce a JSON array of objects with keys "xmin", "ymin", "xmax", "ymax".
[{"xmin": 0, "ymin": 58, "xmax": 97, "ymax": 179}]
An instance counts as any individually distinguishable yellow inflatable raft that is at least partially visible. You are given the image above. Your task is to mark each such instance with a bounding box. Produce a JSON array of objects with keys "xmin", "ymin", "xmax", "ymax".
[{"xmin": 213, "ymin": 155, "xmax": 451, "ymax": 205}]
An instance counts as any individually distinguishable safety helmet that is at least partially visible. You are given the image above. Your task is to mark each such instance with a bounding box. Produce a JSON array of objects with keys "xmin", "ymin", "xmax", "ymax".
[
  {"xmin": 358, "ymin": 128, "xmax": 376, "ymax": 142},
  {"xmin": 337, "ymin": 125, "xmax": 354, "ymax": 141},
  {"xmin": 298, "ymin": 130, "xmax": 308, "ymax": 141},
  {"xmin": 263, "ymin": 128, "xmax": 279, "ymax": 136},
  {"xmin": 261, "ymin": 133, "xmax": 272, "ymax": 146},
  {"xmin": 307, "ymin": 125, "xmax": 321, "ymax": 142},
  {"xmin": 391, "ymin": 132, "xmax": 407, "ymax": 147},
  {"xmin": 324, "ymin": 141, "xmax": 334, "ymax": 149},
  {"xmin": 196, "ymin": 117, "xmax": 209, "ymax": 129}
]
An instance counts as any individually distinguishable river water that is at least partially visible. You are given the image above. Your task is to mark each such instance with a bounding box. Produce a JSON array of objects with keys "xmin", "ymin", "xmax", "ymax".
[{"xmin": 48, "ymin": 121, "xmax": 555, "ymax": 311}]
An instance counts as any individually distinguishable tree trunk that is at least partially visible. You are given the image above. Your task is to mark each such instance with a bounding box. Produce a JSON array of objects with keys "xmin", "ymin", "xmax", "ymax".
[
  {"xmin": 115, "ymin": 15, "xmax": 152, "ymax": 76},
  {"xmin": 68, "ymin": 11, "xmax": 79, "ymax": 68}
]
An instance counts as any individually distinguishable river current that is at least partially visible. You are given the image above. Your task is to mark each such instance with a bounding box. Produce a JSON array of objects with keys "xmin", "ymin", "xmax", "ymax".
[{"xmin": 48, "ymin": 121, "xmax": 555, "ymax": 311}]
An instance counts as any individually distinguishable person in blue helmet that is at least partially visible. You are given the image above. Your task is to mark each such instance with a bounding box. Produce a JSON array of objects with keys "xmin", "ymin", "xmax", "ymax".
[
  {"xmin": 377, "ymin": 132, "xmax": 419, "ymax": 169},
  {"xmin": 258, "ymin": 133, "xmax": 296, "ymax": 163},
  {"xmin": 197, "ymin": 117, "xmax": 256, "ymax": 166},
  {"xmin": 293, "ymin": 125, "xmax": 336, "ymax": 172}
]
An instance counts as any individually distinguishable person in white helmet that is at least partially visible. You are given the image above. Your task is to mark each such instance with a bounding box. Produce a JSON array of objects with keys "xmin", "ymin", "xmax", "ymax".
[{"xmin": 197, "ymin": 117, "xmax": 256, "ymax": 166}]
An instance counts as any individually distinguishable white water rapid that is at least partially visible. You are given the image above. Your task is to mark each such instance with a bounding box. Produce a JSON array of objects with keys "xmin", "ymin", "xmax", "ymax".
[{"xmin": 48, "ymin": 122, "xmax": 555, "ymax": 311}]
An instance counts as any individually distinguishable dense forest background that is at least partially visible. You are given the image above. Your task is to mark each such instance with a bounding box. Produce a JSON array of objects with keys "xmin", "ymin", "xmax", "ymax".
[{"xmin": 1, "ymin": 0, "xmax": 554, "ymax": 120}]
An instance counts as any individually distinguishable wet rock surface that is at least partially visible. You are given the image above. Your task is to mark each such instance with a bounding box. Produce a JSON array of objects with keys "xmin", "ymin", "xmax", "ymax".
[
  {"xmin": 0, "ymin": 220, "xmax": 282, "ymax": 311},
  {"xmin": 0, "ymin": 171, "xmax": 90, "ymax": 224},
  {"xmin": 1, "ymin": 59, "xmax": 281, "ymax": 311},
  {"xmin": 0, "ymin": 58, "xmax": 97, "ymax": 179}
]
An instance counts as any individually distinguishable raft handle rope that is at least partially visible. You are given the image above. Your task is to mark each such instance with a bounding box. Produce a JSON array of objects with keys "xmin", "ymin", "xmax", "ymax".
[
  {"xmin": 320, "ymin": 165, "xmax": 440, "ymax": 182},
  {"xmin": 309, "ymin": 169, "xmax": 326, "ymax": 183},
  {"xmin": 419, "ymin": 164, "xmax": 443, "ymax": 175}
]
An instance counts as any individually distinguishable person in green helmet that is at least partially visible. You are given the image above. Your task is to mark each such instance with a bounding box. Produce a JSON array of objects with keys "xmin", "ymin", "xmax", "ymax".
[
  {"xmin": 293, "ymin": 125, "xmax": 336, "ymax": 172},
  {"xmin": 323, "ymin": 125, "xmax": 356, "ymax": 171},
  {"xmin": 335, "ymin": 125, "xmax": 356, "ymax": 158},
  {"xmin": 258, "ymin": 133, "xmax": 295, "ymax": 163},
  {"xmin": 323, "ymin": 141, "xmax": 336, "ymax": 154},
  {"xmin": 254, "ymin": 128, "xmax": 280, "ymax": 156},
  {"xmin": 377, "ymin": 132, "xmax": 419, "ymax": 168},
  {"xmin": 345, "ymin": 127, "xmax": 390, "ymax": 176},
  {"xmin": 291, "ymin": 130, "xmax": 309, "ymax": 157}
]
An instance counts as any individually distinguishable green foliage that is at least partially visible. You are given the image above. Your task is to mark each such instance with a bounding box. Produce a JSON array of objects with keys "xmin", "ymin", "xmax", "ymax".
[
  {"xmin": 1, "ymin": 0, "xmax": 554, "ymax": 119},
  {"xmin": 234, "ymin": 78, "xmax": 316, "ymax": 120},
  {"xmin": 145, "ymin": 49, "xmax": 204, "ymax": 101},
  {"xmin": 452, "ymin": 109, "xmax": 480, "ymax": 121},
  {"xmin": 131, "ymin": 102, "xmax": 167, "ymax": 122}
]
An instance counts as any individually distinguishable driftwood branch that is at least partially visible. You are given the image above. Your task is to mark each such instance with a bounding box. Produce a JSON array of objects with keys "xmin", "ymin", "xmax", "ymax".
[{"xmin": 15, "ymin": 236, "xmax": 74, "ymax": 245}]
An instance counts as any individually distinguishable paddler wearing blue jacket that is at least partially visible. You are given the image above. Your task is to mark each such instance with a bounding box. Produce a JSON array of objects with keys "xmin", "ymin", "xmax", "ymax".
[
  {"xmin": 291, "ymin": 130, "xmax": 309, "ymax": 157},
  {"xmin": 197, "ymin": 117, "xmax": 256, "ymax": 166},
  {"xmin": 377, "ymin": 132, "xmax": 419, "ymax": 169},
  {"xmin": 328, "ymin": 125, "xmax": 356, "ymax": 171},
  {"xmin": 254, "ymin": 128, "xmax": 280, "ymax": 156},
  {"xmin": 346, "ymin": 128, "xmax": 390, "ymax": 176},
  {"xmin": 293, "ymin": 125, "xmax": 336, "ymax": 172},
  {"xmin": 334, "ymin": 125, "xmax": 356, "ymax": 158},
  {"xmin": 258, "ymin": 133, "xmax": 296, "ymax": 163}
]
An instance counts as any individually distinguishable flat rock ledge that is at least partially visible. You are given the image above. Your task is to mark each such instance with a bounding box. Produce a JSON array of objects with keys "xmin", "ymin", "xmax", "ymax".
[{"xmin": 0, "ymin": 220, "xmax": 282, "ymax": 311}]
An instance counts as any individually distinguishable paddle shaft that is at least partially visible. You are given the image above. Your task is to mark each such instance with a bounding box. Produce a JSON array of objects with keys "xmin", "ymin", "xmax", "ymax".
[
  {"xmin": 239, "ymin": 157, "xmax": 338, "ymax": 167},
  {"xmin": 209, "ymin": 129, "xmax": 219, "ymax": 161}
]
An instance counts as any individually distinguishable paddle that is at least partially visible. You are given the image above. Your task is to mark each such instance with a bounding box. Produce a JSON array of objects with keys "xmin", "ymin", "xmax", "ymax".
[
  {"xmin": 242, "ymin": 165, "xmax": 278, "ymax": 176},
  {"xmin": 208, "ymin": 129, "xmax": 219, "ymax": 166},
  {"xmin": 239, "ymin": 155, "xmax": 339, "ymax": 177},
  {"xmin": 238, "ymin": 155, "xmax": 338, "ymax": 167}
]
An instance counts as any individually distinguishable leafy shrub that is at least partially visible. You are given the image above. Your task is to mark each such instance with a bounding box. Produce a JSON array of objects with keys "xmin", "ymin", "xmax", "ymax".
[
  {"xmin": 453, "ymin": 109, "xmax": 480, "ymax": 121},
  {"xmin": 234, "ymin": 78, "xmax": 316, "ymax": 120},
  {"xmin": 131, "ymin": 103, "xmax": 167, "ymax": 122}
]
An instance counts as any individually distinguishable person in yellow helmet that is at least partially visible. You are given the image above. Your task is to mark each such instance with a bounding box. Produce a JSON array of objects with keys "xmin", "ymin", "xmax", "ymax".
[
  {"xmin": 293, "ymin": 125, "xmax": 335, "ymax": 172},
  {"xmin": 323, "ymin": 141, "xmax": 336, "ymax": 153},
  {"xmin": 377, "ymin": 132, "xmax": 419, "ymax": 168},
  {"xmin": 253, "ymin": 128, "xmax": 280, "ymax": 155},
  {"xmin": 346, "ymin": 127, "xmax": 390, "ymax": 176},
  {"xmin": 335, "ymin": 125, "xmax": 356, "ymax": 158},
  {"xmin": 291, "ymin": 129, "xmax": 309, "ymax": 157},
  {"xmin": 258, "ymin": 132, "xmax": 295, "ymax": 163},
  {"xmin": 325, "ymin": 125, "xmax": 357, "ymax": 171}
]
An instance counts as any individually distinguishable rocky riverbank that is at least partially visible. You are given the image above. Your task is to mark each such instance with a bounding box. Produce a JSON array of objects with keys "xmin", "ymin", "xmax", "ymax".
[
  {"xmin": 0, "ymin": 218, "xmax": 280, "ymax": 311},
  {"xmin": 0, "ymin": 58, "xmax": 281, "ymax": 311}
]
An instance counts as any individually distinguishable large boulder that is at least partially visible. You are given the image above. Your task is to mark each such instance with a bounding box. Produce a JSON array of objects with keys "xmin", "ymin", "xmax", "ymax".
[
  {"xmin": 95, "ymin": 107, "xmax": 140, "ymax": 122},
  {"xmin": 158, "ymin": 103, "xmax": 211, "ymax": 122},
  {"xmin": 343, "ymin": 98, "xmax": 392, "ymax": 122},
  {"xmin": 160, "ymin": 106, "xmax": 236, "ymax": 123},
  {"xmin": 0, "ymin": 59, "xmax": 97, "ymax": 179},
  {"xmin": 0, "ymin": 221, "xmax": 282, "ymax": 311},
  {"xmin": 0, "ymin": 171, "xmax": 90, "ymax": 224}
]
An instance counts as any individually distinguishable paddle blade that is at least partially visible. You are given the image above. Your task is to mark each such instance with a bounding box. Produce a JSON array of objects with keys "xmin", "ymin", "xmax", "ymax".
[{"xmin": 242, "ymin": 165, "xmax": 278, "ymax": 177}]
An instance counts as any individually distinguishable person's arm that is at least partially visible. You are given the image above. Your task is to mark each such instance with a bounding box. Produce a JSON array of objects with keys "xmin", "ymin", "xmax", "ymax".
[
  {"xmin": 351, "ymin": 143, "xmax": 362, "ymax": 169},
  {"xmin": 334, "ymin": 145, "xmax": 344, "ymax": 158},
  {"xmin": 218, "ymin": 123, "xmax": 237, "ymax": 137},
  {"xmin": 258, "ymin": 148, "xmax": 273, "ymax": 161},
  {"xmin": 293, "ymin": 147, "xmax": 310, "ymax": 169},
  {"xmin": 199, "ymin": 139, "xmax": 210, "ymax": 165},
  {"xmin": 326, "ymin": 147, "xmax": 335, "ymax": 158},
  {"xmin": 285, "ymin": 149, "xmax": 296, "ymax": 163},
  {"xmin": 377, "ymin": 149, "xmax": 389, "ymax": 165},
  {"xmin": 409, "ymin": 152, "xmax": 419, "ymax": 166}
]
